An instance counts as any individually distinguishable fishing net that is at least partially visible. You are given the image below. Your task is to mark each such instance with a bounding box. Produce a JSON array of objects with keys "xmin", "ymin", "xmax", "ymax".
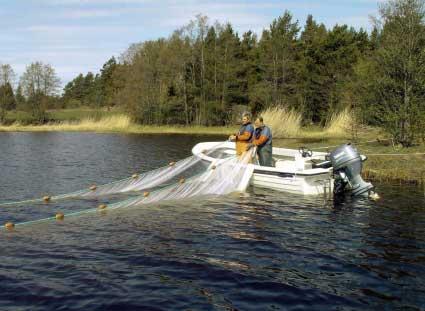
[
  {"xmin": 107, "ymin": 148, "xmax": 256, "ymax": 209},
  {"xmin": 0, "ymin": 141, "xmax": 233, "ymax": 207},
  {"xmin": 7, "ymin": 147, "xmax": 256, "ymax": 228}
]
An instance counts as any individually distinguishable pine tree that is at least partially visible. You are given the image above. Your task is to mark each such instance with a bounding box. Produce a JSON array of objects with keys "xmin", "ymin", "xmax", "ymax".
[
  {"xmin": 15, "ymin": 84, "xmax": 26, "ymax": 111},
  {"xmin": 258, "ymin": 11, "xmax": 300, "ymax": 109},
  {"xmin": 0, "ymin": 82, "xmax": 15, "ymax": 123}
]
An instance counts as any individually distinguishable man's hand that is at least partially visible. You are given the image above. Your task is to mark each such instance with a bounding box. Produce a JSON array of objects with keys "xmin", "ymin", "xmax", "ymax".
[{"xmin": 229, "ymin": 135, "xmax": 236, "ymax": 141}]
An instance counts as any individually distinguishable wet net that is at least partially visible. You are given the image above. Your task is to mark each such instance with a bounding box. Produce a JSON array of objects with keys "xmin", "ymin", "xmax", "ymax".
[
  {"xmin": 107, "ymin": 148, "xmax": 255, "ymax": 210},
  {"xmin": 0, "ymin": 141, "xmax": 232, "ymax": 207},
  {"xmin": 1, "ymin": 143, "xmax": 257, "ymax": 229}
]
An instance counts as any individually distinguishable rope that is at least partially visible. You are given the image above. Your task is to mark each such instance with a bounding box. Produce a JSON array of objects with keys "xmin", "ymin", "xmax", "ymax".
[
  {"xmin": 367, "ymin": 152, "xmax": 425, "ymax": 156},
  {"xmin": 311, "ymin": 139, "xmax": 385, "ymax": 150},
  {"xmin": 12, "ymin": 182, "xmax": 181, "ymax": 228},
  {"xmin": 3, "ymin": 172, "xmax": 201, "ymax": 229},
  {"xmin": 311, "ymin": 139, "xmax": 424, "ymax": 157},
  {"xmin": 4, "ymin": 154, "xmax": 243, "ymax": 230}
]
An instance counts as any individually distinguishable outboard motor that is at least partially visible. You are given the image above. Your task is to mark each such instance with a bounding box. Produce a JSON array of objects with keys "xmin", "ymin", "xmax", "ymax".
[{"xmin": 329, "ymin": 143, "xmax": 374, "ymax": 196}]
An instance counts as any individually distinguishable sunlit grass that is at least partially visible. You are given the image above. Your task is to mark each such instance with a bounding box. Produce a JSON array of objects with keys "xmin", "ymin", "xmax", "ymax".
[
  {"xmin": 0, "ymin": 114, "xmax": 238, "ymax": 135},
  {"xmin": 324, "ymin": 108, "xmax": 354, "ymax": 137},
  {"xmin": 47, "ymin": 108, "xmax": 123, "ymax": 121},
  {"xmin": 259, "ymin": 106, "xmax": 360, "ymax": 139},
  {"xmin": 260, "ymin": 106, "xmax": 301, "ymax": 138}
]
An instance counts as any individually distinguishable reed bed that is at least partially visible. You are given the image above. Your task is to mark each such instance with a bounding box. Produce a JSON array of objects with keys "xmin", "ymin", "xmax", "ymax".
[
  {"xmin": 324, "ymin": 108, "xmax": 354, "ymax": 137},
  {"xmin": 0, "ymin": 115, "xmax": 237, "ymax": 135},
  {"xmin": 260, "ymin": 107, "xmax": 302, "ymax": 138}
]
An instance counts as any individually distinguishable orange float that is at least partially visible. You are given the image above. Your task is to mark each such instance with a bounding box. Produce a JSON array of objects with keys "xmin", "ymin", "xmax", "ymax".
[
  {"xmin": 55, "ymin": 213, "xmax": 65, "ymax": 220},
  {"xmin": 4, "ymin": 222, "xmax": 14, "ymax": 230}
]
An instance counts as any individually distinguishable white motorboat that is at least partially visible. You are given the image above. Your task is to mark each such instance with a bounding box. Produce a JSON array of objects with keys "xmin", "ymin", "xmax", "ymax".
[{"xmin": 192, "ymin": 141, "xmax": 373, "ymax": 197}]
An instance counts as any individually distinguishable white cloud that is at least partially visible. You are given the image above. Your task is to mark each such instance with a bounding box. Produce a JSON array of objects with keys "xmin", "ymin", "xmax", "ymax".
[
  {"xmin": 26, "ymin": 24, "xmax": 133, "ymax": 37},
  {"xmin": 43, "ymin": 0, "xmax": 153, "ymax": 5},
  {"xmin": 62, "ymin": 9, "xmax": 121, "ymax": 18},
  {"xmin": 324, "ymin": 15, "xmax": 373, "ymax": 29}
]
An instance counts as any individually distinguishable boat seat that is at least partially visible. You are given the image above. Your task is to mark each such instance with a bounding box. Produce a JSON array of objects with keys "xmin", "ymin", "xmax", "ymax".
[
  {"xmin": 311, "ymin": 160, "xmax": 332, "ymax": 169},
  {"xmin": 275, "ymin": 158, "xmax": 313, "ymax": 171},
  {"xmin": 275, "ymin": 160, "xmax": 296, "ymax": 172}
]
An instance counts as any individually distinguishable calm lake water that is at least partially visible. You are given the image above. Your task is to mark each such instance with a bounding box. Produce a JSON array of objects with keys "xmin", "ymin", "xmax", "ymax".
[{"xmin": 0, "ymin": 132, "xmax": 424, "ymax": 310}]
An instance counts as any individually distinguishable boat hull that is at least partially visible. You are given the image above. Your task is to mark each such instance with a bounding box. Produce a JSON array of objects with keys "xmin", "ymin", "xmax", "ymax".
[
  {"xmin": 192, "ymin": 141, "xmax": 334, "ymax": 196},
  {"xmin": 251, "ymin": 169, "xmax": 333, "ymax": 196}
]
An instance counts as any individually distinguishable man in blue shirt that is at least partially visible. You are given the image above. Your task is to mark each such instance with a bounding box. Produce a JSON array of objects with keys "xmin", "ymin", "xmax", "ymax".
[{"xmin": 250, "ymin": 117, "xmax": 273, "ymax": 166}]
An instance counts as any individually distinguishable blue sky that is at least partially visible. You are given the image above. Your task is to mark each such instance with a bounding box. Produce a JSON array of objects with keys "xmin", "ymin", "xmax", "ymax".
[{"xmin": 0, "ymin": 0, "xmax": 382, "ymax": 88}]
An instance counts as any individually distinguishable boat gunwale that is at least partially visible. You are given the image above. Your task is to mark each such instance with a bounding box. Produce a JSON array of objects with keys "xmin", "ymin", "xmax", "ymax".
[{"xmin": 192, "ymin": 141, "xmax": 333, "ymax": 177}]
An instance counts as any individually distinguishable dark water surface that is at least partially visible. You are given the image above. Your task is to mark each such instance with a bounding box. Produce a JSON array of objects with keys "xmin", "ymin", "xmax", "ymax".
[{"xmin": 0, "ymin": 132, "xmax": 424, "ymax": 310}]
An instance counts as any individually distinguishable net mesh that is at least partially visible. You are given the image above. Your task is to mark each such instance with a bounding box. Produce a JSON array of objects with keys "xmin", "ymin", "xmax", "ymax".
[
  {"xmin": 108, "ymin": 149, "xmax": 255, "ymax": 210},
  {"xmin": 0, "ymin": 141, "xmax": 231, "ymax": 207},
  {"xmin": 2, "ymin": 142, "xmax": 257, "ymax": 228}
]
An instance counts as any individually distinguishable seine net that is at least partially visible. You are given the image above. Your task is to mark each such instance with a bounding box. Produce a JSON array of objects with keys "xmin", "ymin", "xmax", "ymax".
[
  {"xmin": 107, "ymin": 148, "xmax": 256, "ymax": 210},
  {"xmin": 6, "ymin": 146, "xmax": 256, "ymax": 228},
  {"xmin": 0, "ymin": 141, "xmax": 251, "ymax": 207}
]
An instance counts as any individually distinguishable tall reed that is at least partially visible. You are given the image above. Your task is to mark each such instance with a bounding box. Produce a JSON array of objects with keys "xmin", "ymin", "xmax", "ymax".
[
  {"xmin": 325, "ymin": 108, "xmax": 354, "ymax": 137},
  {"xmin": 259, "ymin": 107, "xmax": 302, "ymax": 138}
]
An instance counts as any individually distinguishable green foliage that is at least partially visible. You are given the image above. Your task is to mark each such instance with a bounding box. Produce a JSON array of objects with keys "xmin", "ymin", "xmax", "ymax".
[
  {"xmin": 258, "ymin": 11, "xmax": 300, "ymax": 110},
  {"xmin": 354, "ymin": 0, "xmax": 425, "ymax": 146},
  {"xmin": 0, "ymin": 82, "xmax": 15, "ymax": 123},
  {"xmin": 57, "ymin": 12, "xmax": 373, "ymax": 127},
  {"xmin": 0, "ymin": 1, "xmax": 405, "ymax": 145},
  {"xmin": 15, "ymin": 84, "xmax": 26, "ymax": 110},
  {"xmin": 18, "ymin": 61, "xmax": 61, "ymax": 122}
]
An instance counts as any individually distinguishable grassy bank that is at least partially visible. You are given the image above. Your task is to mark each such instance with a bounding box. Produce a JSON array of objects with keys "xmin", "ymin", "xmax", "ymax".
[
  {"xmin": 1, "ymin": 108, "xmax": 424, "ymax": 185},
  {"xmin": 4, "ymin": 108, "xmax": 123, "ymax": 125},
  {"xmin": 1, "ymin": 112, "xmax": 237, "ymax": 135},
  {"xmin": 273, "ymin": 137, "xmax": 425, "ymax": 186}
]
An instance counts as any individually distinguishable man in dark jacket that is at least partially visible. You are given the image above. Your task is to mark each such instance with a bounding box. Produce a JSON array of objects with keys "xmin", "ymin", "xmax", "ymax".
[{"xmin": 250, "ymin": 117, "xmax": 273, "ymax": 166}]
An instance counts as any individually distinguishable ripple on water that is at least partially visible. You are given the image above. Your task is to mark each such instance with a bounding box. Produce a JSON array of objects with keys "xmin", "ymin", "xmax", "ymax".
[{"xmin": 0, "ymin": 133, "xmax": 424, "ymax": 310}]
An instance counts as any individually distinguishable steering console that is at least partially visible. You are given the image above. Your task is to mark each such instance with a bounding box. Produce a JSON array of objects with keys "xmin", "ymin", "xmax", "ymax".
[{"xmin": 298, "ymin": 146, "xmax": 313, "ymax": 158}]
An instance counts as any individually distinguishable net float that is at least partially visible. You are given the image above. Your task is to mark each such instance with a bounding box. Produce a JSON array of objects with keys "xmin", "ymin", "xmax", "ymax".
[
  {"xmin": 169, "ymin": 162, "xmax": 176, "ymax": 166},
  {"xmin": 98, "ymin": 204, "xmax": 107, "ymax": 209},
  {"xmin": 143, "ymin": 191, "xmax": 150, "ymax": 197},
  {"xmin": 90, "ymin": 185, "xmax": 97, "ymax": 191},
  {"xmin": 43, "ymin": 195, "xmax": 51, "ymax": 203},
  {"xmin": 132, "ymin": 173, "xmax": 139, "ymax": 179},
  {"xmin": 179, "ymin": 178, "xmax": 185, "ymax": 184},
  {"xmin": 4, "ymin": 222, "xmax": 14, "ymax": 230},
  {"xmin": 55, "ymin": 213, "xmax": 65, "ymax": 220},
  {"xmin": 369, "ymin": 192, "xmax": 381, "ymax": 201}
]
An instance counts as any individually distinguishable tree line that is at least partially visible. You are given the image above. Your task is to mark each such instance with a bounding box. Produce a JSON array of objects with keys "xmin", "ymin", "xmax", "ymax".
[
  {"xmin": 0, "ymin": 62, "xmax": 60, "ymax": 123},
  {"xmin": 62, "ymin": 12, "xmax": 371, "ymax": 125},
  {"xmin": 0, "ymin": 0, "xmax": 424, "ymax": 146}
]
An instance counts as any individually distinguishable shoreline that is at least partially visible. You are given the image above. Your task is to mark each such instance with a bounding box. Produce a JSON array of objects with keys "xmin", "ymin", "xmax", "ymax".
[
  {"xmin": 0, "ymin": 121, "xmax": 423, "ymax": 186},
  {"xmin": 0, "ymin": 123, "xmax": 237, "ymax": 136}
]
